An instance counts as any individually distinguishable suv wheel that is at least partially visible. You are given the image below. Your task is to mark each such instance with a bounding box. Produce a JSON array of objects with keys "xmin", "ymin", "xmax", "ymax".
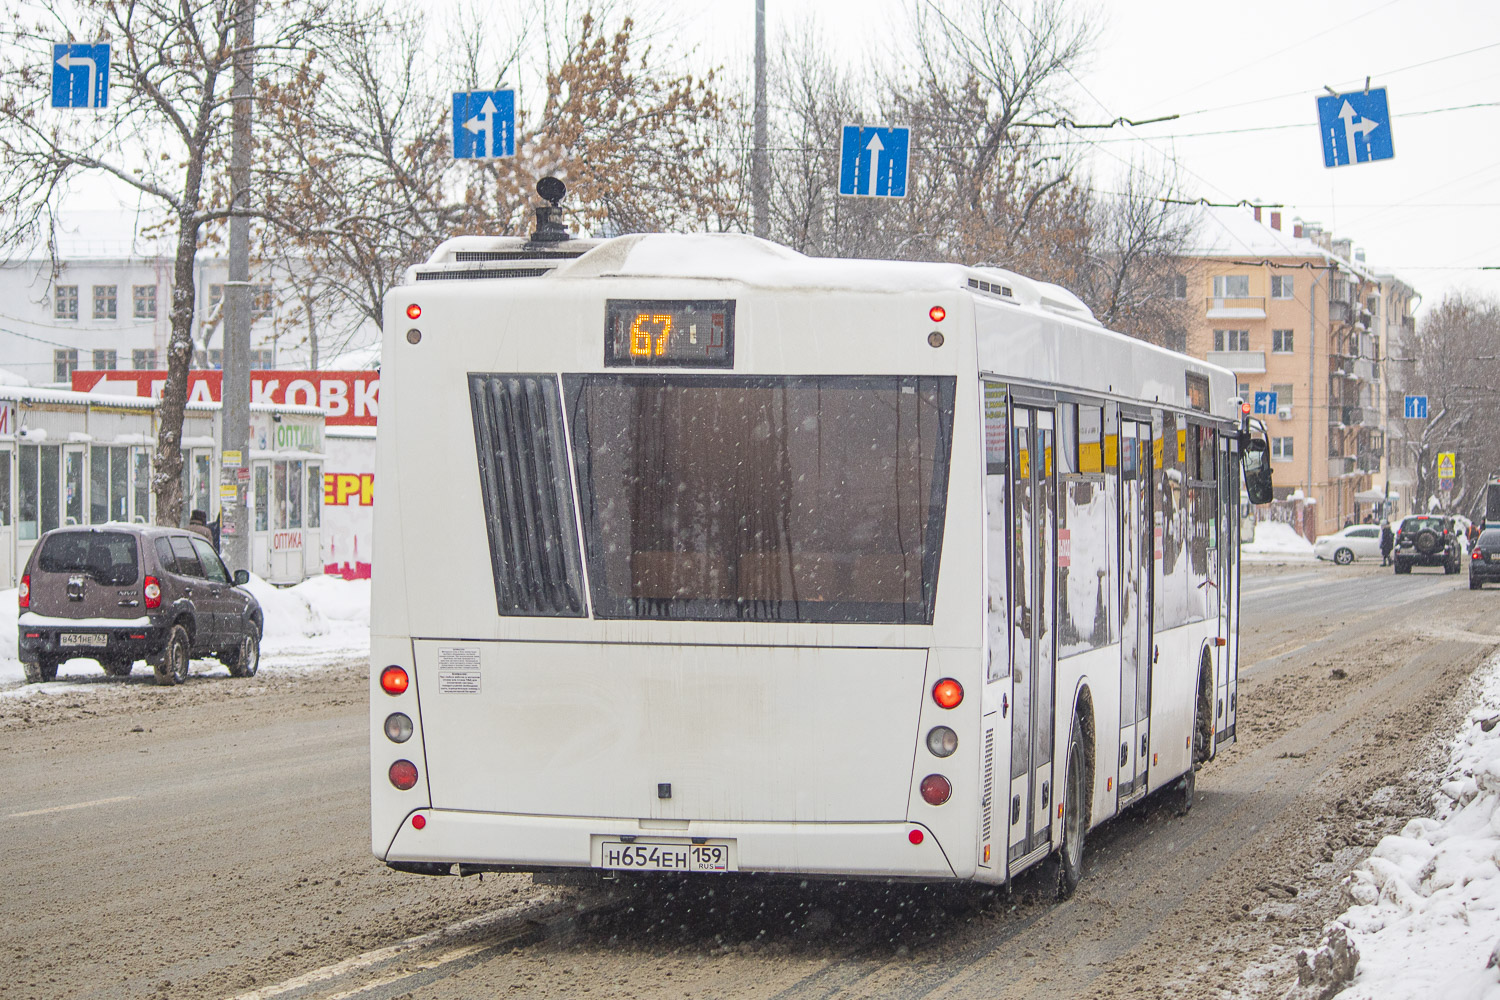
[
  {"xmin": 100, "ymin": 656, "xmax": 134, "ymax": 678},
  {"xmin": 222, "ymin": 632, "xmax": 260, "ymax": 678},
  {"xmin": 152, "ymin": 625, "xmax": 191, "ymax": 686},
  {"xmin": 22, "ymin": 655, "xmax": 60, "ymax": 684}
]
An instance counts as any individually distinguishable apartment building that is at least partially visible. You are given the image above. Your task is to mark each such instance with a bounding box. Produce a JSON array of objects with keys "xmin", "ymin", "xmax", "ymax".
[{"xmin": 1177, "ymin": 206, "xmax": 1418, "ymax": 537}]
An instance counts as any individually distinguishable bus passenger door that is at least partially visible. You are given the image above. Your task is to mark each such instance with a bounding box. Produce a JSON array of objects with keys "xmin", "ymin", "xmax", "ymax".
[
  {"xmin": 1008, "ymin": 406, "xmax": 1056, "ymax": 865},
  {"xmin": 1219, "ymin": 434, "xmax": 1239, "ymax": 747},
  {"xmin": 1118, "ymin": 420, "xmax": 1154, "ymax": 802}
]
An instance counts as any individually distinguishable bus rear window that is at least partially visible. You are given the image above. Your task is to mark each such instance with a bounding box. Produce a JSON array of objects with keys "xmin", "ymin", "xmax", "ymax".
[
  {"xmin": 36, "ymin": 531, "xmax": 140, "ymax": 585},
  {"xmin": 565, "ymin": 374, "xmax": 955, "ymax": 624}
]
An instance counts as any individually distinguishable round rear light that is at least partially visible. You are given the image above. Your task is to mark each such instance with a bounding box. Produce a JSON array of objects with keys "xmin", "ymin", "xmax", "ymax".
[
  {"xmin": 412, "ymin": 814, "xmax": 426, "ymax": 830},
  {"xmin": 908, "ymin": 829, "xmax": 924, "ymax": 845},
  {"xmin": 384, "ymin": 712, "xmax": 414, "ymax": 743},
  {"xmin": 919, "ymin": 774, "xmax": 952, "ymax": 805},
  {"xmin": 406, "ymin": 303, "xmax": 422, "ymax": 319},
  {"xmin": 932, "ymin": 678, "xmax": 964, "ymax": 709},
  {"xmin": 929, "ymin": 306, "xmax": 946, "ymax": 322},
  {"xmin": 389, "ymin": 760, "xmax": 419, "ymax": 790},
  {"xmin": 380, "ymin": 666, "xmax": 409, "ymax": 695},
  {"xmin": 926, "ymin": 726, "xmax": 958, "ymax": 757}
]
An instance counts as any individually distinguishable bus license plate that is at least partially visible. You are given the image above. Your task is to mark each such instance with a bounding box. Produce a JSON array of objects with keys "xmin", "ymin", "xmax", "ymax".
[
  {"xmin": 61, "ymin": 632, "xmax": 107, "ymax": 647},
  {"xmin": 597, "ymin": 841, "xmax": 734, "ymax": 872}
]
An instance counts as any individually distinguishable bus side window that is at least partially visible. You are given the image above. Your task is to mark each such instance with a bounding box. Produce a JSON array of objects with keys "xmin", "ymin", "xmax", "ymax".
[
  {"xmin": 1060, "ymin": 403, "xmax": 1115, "ymax": 657},
  {"xmin": 983, "ymin": 382, "xmax": 1010, "ymax": 681}
]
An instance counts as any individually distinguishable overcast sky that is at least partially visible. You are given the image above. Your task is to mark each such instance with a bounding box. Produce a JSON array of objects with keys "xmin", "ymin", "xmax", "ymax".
[{"xmin": 677, "ymin": 0, "xmax": 1500, "ymax": 313}]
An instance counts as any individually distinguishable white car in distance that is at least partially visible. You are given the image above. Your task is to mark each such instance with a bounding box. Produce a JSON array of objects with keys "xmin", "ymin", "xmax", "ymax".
[{"xmin": 1312, "ymin": 524, "xmax": 1384, "ymax": 564}]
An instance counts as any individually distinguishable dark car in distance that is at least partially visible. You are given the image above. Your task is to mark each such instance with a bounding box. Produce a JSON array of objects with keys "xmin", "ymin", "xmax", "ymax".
[
  {"xmin": 1393, "ymin": 514, "xmax": 1462, "ymax": 575},
  {"xmin": 1470, "ymin": 529, "xmax": 1500, "ymax": 589},
  {"xmin": 17, "ymin": 525, "xmax": 262, "ymax": 685}
]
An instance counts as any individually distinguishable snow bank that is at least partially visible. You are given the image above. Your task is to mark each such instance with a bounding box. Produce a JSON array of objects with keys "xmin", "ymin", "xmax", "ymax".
[
  {"xmin": 1242, "ymin": 521, "xmax": 1315, "ymax": 561},
  {"xmin": 1326, "ymin": 650, "xmax": 1500, "ymax": 999},
  {"xmin": 0, "ymin": 575, "xmax": 370, "ymax": 688}
]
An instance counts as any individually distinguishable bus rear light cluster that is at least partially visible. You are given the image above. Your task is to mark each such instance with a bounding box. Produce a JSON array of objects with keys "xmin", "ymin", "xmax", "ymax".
[
  {"xmin": 18, "ymin": 575, "xmax": 29, "ymax": 609},
  {"xmin": 381, "ymin": 666, "xmax": 409, "ymax": 695},
  {"xmin": 926, "ymin": 726, "xmax": 958, "ymax": 757},
  {"xmin": 389, "ymin": 760, "xmax": 419, "ymax": 790},
  {"xmin": 384, "ymin": 713, "xmax": 413, "ymax": 743},
  {"xmin": 143, "ymin": 576, "xmax": 162, "ymax": 609},
  {"xmin": 919, "ymin": 774, "xmax": 952, "ymax": 805},
  {"xmin": 932, "ymin": 678, "xmax": 963, "ymax": 709}
]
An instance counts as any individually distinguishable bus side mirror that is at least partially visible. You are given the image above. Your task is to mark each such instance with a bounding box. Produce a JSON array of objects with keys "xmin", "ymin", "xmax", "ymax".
[{"xmin": 1241, "ymin": 438, "xmax": 1274, "ymax": 505}]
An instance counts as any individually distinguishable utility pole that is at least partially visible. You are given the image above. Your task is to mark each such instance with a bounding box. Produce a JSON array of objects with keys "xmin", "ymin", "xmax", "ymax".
[
  {"xmin": 752, "ymin": 0, "xmax": 769, "ymax": 238},
  {"xmin": 221, "ymin": 0, "xmax": 255, "ymax": 573}
]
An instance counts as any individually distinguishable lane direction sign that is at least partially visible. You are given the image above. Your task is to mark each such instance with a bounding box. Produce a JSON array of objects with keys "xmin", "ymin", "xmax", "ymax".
[
  {"xmin": 1404, "ymin": 394, "xmax": 1428, "ymax": 419},
  {"xmin": 51, "ymin": 43, "xmax": 110, "ymax": 109},
  {"xmin": 838, "ymin": 125, "xmax": 909, "ymax": 199},
  {"xmin": 1316, "ymin": 88, "xmax": 1394, "ymax": 168},
  {"xmin": 452, "ymin": 90, "xmax": 515, "ymax": 160},
  {"xmin": 1253, "ymin": 391, "xmax": 1278, "ymax": 415}
]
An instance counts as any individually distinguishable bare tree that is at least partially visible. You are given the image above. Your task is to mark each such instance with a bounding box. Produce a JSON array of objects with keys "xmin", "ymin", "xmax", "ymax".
[{"xmin": 0, "ymin": 0, "xmax": 325, "ymax": 525}]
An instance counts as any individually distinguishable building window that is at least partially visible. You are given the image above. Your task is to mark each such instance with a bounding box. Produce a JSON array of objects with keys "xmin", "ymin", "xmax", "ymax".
[
  {"xmin": 1212, "ymin": 275, "xmax": 1250, "ymax": 299},
  {"xmin": 1272, "ymin": 329, "xmax": 1295, "ymax": 353},
  {"xmin": 92, "ymin": 349, "xmax": 117, "ymax": 370},
  {"xmin": 252, "ymin": 283, "xmax": 274, "ymax": 320},
  {"xmin": 1164, "ymin": 329, "xmax": 1186, "ymax": 352},
  {"xmin": 208, "ymin": 283, "xmax": 224, "ymax": 314},
  {"xmin": 1238, "ymin": 382, "xmax": 1250, "ymax": 399},
  {"xmin": 132, "ymin": 349, "xmax": 158, "ymax": 369},
  {"xmin": 1171, "ymin": 274, "xmax": 1187, "ymax": 300},
  {"xmin": 1270, "ymin": 383, "xmax": 1293, "ymax": 411},
  {"xmin": 1271, "ymin": 437, "xmax": 1294, "ymax": 460},
  {"xmin": 93, "ymin": 284, "xmax": 117, "ymax": 320},
  {"xmin": 1366, "ymin": 295, "xmax": 1380, "ymax": 318},
  {"xmin": 54, "ymin": 285, "xmax": 78, "ymax": 320},
  {"xmin": 1271, "ymin": 275, "xmax": 1294, "ymax": 299},
  {"xmin": 208, "ymin": 349, "xmax": 223, "ymax": 369},
  {"xmin": 251, "ymin": 348, "xmax": 273, "ymax": 368},
  {"xmin": 1214, "ymin": 329, "xmax": 1250, "ymax": 351},
  {"xmin": 54, "ymin": 349, "xmax": 79, "ymax": 382},
  {"xmin": 133, "ymin": 285, "xmax": 156, "ymax": 319}
]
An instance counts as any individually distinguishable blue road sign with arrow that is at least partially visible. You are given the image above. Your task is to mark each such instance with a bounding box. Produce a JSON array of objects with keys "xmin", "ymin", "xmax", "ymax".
[
  {"xmin": 51, "ymin": 43, "xmax": 110, "ymax": 109},
  {"xmin": 1316, "ymin": 88, "xmax": 1394, "ymax": 168},
  {"xmin": 452, "ymin": 90, "xmax": 515, "ymax": 160},
  {"xmin": 1404, "ymin": 395, "xmax": 1428, "ymax": 419},
  {"xmin": 838, "ymin": 125, "xmax": 909, "ymax": 198},
  {"xmin": 1253, "ymin": 391, "xmax": 1278, "ymax": 415}
]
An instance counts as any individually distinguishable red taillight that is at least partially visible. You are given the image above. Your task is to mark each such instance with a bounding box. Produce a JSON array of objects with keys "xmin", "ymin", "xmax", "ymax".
[
  {"xmin": 1241, "ymin": 402, "xmax": 1252, "ymax": 415},
  {"xmin": 1474, "ymin": 550, "xmax": 1483, "ymax": 560},
  {"xmin": 18, "ymin": 574, "xmax": 29, "ymax": 609},
  {"xmin": 908, "ymin": 829, "xmax": 924, "ymax": 845},
  {"xmin": 389, "ymin": 760, "xmax": 418, "ymax": 790},
  {"xmin": 381, "ymin": 666, "xmax": 409, "ymax": 695},
  {"xmin": 412, "ymin": 814, "xmax": 427, "ymax": 830},
  {"xmin": 143, "ymin": 576, "xmax": 162, "ymax": 609},
  {"xmin": 919, "ymin": 774, "xmax": 952, "ymax": 805},
  {"xmin": 932, "ymin": 678, "xmax": 964, "ymax": 709},
  {"xmin": 929, "ymin": 306, "xmax": 946, "ymax": 323},
  {"xmin": 406, "ymin": 303, "xmax": 421, "ymax": 320}
]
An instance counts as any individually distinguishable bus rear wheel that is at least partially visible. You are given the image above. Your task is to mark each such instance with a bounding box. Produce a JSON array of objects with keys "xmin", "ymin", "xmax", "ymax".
[{"xmin": 1054, "ymin": 719, "xmax": 1088, "ymax": 899}]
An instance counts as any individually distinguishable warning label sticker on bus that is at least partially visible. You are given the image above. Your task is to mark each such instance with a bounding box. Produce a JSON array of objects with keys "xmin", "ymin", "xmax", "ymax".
[{"xmin": 437, "ymin": 647, "xmax": 481, "ymax": 694}]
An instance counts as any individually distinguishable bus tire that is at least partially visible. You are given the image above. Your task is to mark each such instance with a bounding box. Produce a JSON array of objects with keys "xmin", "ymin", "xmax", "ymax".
[
  {"xmin": 1054, "ymin": 718, "xmax": 1088, "ymax": 899},
  {"xmin": 1169, "ymin": 663, "xmax": 1212, "ymax": 817}
]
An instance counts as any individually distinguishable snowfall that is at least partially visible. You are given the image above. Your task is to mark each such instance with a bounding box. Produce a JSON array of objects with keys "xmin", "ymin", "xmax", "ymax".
[
  {"xmin": 4, "ymin": 564, "xmax": 1500, "ymax": 999},
  {"xmin": 0, "ymin": 574, "xmax": 369, "ymax": 688}
]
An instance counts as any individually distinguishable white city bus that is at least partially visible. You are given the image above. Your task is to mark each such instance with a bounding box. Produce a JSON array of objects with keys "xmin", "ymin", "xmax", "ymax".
[{"xmin": 370, "ymin": 216, "xmax": 1251, "ymax": 893}]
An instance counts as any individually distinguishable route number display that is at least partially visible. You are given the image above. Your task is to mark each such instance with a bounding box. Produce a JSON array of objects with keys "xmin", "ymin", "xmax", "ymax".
[{"xmin": 604, "ymin": 299, "xmax": 735, "ymax": 368}]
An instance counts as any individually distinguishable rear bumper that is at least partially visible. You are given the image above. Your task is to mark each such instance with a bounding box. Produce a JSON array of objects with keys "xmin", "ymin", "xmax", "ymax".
[
  {"xmin": 1395, "ymin": 549, "xmax": 1456, "ymax": 566},
  {"xmin": 17, "ymin": 624, "xmax": 167, "ymax": 662},
  {"xmin": 1471, "ymin": 562, "xmax": 1500, "ymax": 582},
  {"xmin": 380, "ymin": 810, "xmax": 960, "ymax": 880}
]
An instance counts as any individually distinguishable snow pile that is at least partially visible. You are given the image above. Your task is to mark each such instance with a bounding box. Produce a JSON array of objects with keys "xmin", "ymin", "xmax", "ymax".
[
  {"xmin": 1326, "ymin": 651, "xmax": 1500, "ymax": 999},
  {"xmin": 1242, "ymin": 521, "xmax": 1315, "ymax": 561},
  {"xmin": 0, "ymin": 574, "xmax": 370, "ymax": 688}
]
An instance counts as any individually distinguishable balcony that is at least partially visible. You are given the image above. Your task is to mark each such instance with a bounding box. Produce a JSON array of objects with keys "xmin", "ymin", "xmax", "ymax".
[
  {"xmin": 1330, "ymin": 300, "xmax": 1352, "ymax": 324},
  {"xmin": 1353, "ymin": 358, "xmax": 1378, "ymax": 382},
  {"xmin": 1329, "ymin": 456, "xmax": 1356, "ymax": 478},
  {"xmin": 1206, "ymin": 350, "xmax": 1266, "ymax": 373},
  {"xmin": 1205, "ymin": 296, "xmax": 1267, "ymax": 319},
  {"xmin": 1357, "ymin": 448, "xmax": 1383, "ymax": 473}
]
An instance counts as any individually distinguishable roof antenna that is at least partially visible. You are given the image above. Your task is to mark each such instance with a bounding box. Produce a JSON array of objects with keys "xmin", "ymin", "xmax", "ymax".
[{"xmin": 529, "ymin": 176, "xmax": 570, "ymax": 244}]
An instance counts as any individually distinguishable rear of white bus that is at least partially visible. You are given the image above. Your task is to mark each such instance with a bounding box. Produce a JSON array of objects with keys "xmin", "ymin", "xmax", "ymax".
[{"xmin": 370, "ymin": 236, "xmax": 989, "ymax": 882}]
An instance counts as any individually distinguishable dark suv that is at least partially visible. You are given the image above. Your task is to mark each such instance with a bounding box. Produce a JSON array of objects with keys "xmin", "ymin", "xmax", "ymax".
[
  {"xmin": 17, "ymin": 525, "xmax": 262, "ymax": 685},
  {"xmin": 1393, "ymin": 515, "xmax": 1462, "ymax": 575}
]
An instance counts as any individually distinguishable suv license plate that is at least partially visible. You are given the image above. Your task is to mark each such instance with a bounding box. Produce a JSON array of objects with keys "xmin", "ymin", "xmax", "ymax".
[
  {"xmin": 597, "ymin": 841, "xmax": 734, "ymax": 872},
  {"xmin": 61, "ymin": 632, "xmax": 107, "ymax": 647}
]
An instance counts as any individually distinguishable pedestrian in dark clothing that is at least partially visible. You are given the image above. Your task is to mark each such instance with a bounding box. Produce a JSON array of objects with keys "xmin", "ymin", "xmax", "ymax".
[
  {"xmin": 187, "ymin": 509, "xmax": 215, "ymax": 546},
  {"xmin": 1380, "ymin": 521, "xmax": 1394, "ymax": 566}
]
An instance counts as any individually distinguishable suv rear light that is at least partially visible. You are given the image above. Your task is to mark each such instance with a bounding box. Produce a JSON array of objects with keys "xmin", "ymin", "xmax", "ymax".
[
  {"xmin": 389, "ymin": 760, "xmax": 418, "ymax": 790},
  {"xmin": 919, "ymin": 774, "xmax": 952, "ymax": 805},
  {"xmin": 18, "ymin": 574, "xmax": 29, "ymax": 609},
  {"xmin": 143, "ymin": 576, "xmax": 162, "ymax": 609},
  {"xmin": 381, "ymin": 666, "xmax": 409, "ymax": 695}
]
